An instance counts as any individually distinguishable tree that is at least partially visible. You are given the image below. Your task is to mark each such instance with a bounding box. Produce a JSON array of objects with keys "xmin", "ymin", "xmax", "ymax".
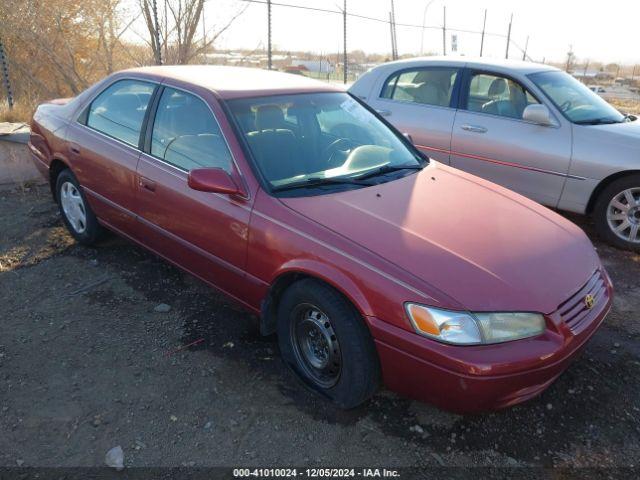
[{"xmin": 139, "ymin": 0, "xmax": 248, "ymax": 65}]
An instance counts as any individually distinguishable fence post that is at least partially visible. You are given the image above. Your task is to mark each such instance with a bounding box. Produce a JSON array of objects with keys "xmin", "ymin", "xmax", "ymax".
[
  {"xmin": 267, "ymin": 0, "xmax": 272, "ymax": 70},
  {"xmin": 343, "ymin": 0, "xmax": 347, "ymax": 83},
  {"xmin": 505, "ymin": 13, "xmax": 512, "ymax": 59},
  {"xmin": 480, "ymin": 9, "xmax": 487, "ymax": 57},
  {"xmin": 442, "ymin": 6, "xmax": 446, "ymax": 56},
  {"xmin": 152, "ymin": 0, "xmax": 162, "ymax": 65},
  {"xmin": 0, "ymin": 35, "xmax": 13, "ymax": 110}
]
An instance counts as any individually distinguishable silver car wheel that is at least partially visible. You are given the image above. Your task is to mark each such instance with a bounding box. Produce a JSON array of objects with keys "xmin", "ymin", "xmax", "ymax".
[
  {"xmin": 607, "ymin": 187, "xmax": 640, "ymax": 244},
  {"xmin": 60, "ymin": 181, "xmax": 87, "ymax": 234}
]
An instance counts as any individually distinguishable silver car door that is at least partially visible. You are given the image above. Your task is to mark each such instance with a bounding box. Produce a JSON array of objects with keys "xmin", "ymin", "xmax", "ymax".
[
  {"xmin": 365, "ymin": 66, "xmax": 460, "ymax": 163},
  {"xmin": 450, "ymin": 69, "xmax": 572, "ymax": 207}
]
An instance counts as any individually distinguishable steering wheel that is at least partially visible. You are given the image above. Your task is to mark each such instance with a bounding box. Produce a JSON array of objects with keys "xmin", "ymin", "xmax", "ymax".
[
  {"xmin": 559, "ymin": 100, "xmax": 573, "ymax": 112},
  {"xmin": 322, "ymin": 137, "xmax": 356, "ymax": 166}
]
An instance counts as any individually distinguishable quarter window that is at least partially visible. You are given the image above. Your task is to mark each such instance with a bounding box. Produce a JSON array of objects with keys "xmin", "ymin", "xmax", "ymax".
[
  {"xmin": 466, "ymin": 73, "xmax": 539, "ymax": 120},
  {"xmin": 381, "ymin": 68, "xmax": 458, "ymax": 108},
  {"xmin": 150, "ymin": 87, "xmax": 232, "ymax": 172},
  {"xmin": 86, "ymin": 80, "xmax": 155, "ymax": 146}
]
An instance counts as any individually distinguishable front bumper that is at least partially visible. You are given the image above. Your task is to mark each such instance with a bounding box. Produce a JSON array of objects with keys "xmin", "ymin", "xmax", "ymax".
[{"xmin": 368, "ymin": 269, "xmax": 613, "ymax": 413}]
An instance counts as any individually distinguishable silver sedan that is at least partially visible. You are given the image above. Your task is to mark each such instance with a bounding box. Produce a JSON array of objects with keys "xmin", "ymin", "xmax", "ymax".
[{"xmin": 349, "ymin": 57, "xmax": 640, "ymax": 251}]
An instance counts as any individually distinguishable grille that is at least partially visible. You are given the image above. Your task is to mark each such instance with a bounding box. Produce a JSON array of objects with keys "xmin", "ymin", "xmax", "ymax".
[{"xmin": 556, "ymin": 269, "xmax": 608, "ymax": 334}]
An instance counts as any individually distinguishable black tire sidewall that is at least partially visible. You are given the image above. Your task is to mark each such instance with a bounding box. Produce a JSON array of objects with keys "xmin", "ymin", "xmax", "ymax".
[
  {"xmin": 56, "ymin": 169, "xmax": 101, "ymax": 246},
  {"xmin": 594, "ymin": 174, "xmax": 640, "ymax": 252},
  {"xmin": 277, "ymin": 279, "xmax": 380, "ymax": 409}
]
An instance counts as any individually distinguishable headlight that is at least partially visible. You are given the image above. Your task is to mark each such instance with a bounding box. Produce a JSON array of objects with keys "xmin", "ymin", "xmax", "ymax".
[{"xmin": 405, "ymin": 304, "xmax": 545, "ymax": 345}]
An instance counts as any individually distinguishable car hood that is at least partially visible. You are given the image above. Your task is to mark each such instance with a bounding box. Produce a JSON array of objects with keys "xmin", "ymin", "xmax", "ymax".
[
  {"xmin": 279, "ymin": 162, "xmax": 599, "ymax": 314},
  {"xmin": 579, "ymin": 119, "xmax": 640, "ymax": 144}
]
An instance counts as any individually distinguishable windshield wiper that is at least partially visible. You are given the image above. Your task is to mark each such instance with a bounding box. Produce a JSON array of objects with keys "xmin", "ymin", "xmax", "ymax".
[
  {"xmin": 271, "ymin": 176, "xmax": 374, "ymax": 192},
  {"xmin": 574, "ymin": 118, "xmax": 623, "ymax": 125},
  {"xmin": 354, "ymin": 163, "xmax": 424, "ymax": 180}
]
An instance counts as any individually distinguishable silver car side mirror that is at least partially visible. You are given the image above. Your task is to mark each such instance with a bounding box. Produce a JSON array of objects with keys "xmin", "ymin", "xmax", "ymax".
[{"xmin": 523, "ymin": 104, "xmax": 555, "ymax": 126}]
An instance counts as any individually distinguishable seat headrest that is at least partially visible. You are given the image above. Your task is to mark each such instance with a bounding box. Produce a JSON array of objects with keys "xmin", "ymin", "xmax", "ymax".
[
  {"xmin": 255, "ymin": 105, "xmax": 285, "ymax": 131},
  {"xmin": 488, "ymin": 78, "xmax": 508, "ymax": 97}
]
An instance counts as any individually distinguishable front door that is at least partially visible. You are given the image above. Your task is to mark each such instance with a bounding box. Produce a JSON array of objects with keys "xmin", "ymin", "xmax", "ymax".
[
  {"xmin": 134, "ymin": 85, "xmax": 252, "ymax": 300},
  {"xmin": 450, "ymin": 70, "xmax": 572, "ymax": 207}
]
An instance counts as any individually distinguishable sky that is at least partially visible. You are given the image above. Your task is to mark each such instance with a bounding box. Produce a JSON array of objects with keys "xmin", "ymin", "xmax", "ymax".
[{"xmin": 125, "ymin": 0, "xmax": 640, "ymax": 65}]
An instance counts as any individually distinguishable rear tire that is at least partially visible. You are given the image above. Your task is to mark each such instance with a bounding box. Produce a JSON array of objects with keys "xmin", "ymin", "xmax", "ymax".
[
  {"xmin": 55, "ymin": 169, "xmax": 103, "ymax": 246},
  {"xmin": 277, "ymin": 279, "xmax": 380, "ymax": 409},
  {"xmin": 593, "ymin": 174, "xmax": 640, "ymax": 252}
]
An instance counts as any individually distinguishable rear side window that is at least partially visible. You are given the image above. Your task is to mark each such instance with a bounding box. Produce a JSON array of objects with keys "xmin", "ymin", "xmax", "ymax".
[
  {"xmin": 86, "ymin": 80, "xmax": 155, "ymax": 146},
  {"xmin": 150, "ymin": 87, "xmax": 232, "ymax": 172},
  {"xmin": 381, "ymin": 67, "xmax": 458, "ymax": 108}
]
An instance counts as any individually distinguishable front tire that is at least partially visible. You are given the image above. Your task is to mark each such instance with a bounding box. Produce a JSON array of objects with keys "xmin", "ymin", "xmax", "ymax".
[
  {"xmin": 593, "ymin": 174, "xmax": 640, "ymax": 252},
  {"xmin": 55, "ymin": 169, "xmax": 103, "ymax": 246},
  {"xmin": 277, "ymin": 279, "xmax": 380, "ymax": 409}
]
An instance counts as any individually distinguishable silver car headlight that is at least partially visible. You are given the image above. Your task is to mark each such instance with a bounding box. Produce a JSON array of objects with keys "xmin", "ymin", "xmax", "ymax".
[{"xmin": 405, "ymin": 304, "xmax": 545, "ymax": 345}]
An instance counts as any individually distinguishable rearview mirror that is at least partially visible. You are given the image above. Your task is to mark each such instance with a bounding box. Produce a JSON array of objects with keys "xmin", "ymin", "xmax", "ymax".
[
  {"xmin": 188, "ymin": 168, "xmax": 240, "ymax": 195},
  {"xmin": 522, "ymin": 104, "xmax": 555, "ymax": 126}
]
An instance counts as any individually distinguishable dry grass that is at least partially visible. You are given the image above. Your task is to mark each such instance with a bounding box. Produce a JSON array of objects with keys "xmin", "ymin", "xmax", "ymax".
[
  {"xmin": 609, "ymin": 98, "xmax": 640, "ymax": 115},
  {"xmin": 0, "ymin": 101, "xmax": 35, "ymax": 124}
]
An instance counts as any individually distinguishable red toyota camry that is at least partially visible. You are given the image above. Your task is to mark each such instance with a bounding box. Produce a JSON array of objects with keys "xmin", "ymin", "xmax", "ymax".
[{"xmin": 29, "ymin": 66, "xmax": 612, "ymax": 412}]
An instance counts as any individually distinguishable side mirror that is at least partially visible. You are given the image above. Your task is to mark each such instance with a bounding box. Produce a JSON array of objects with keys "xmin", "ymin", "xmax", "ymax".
[
  {"xmin": 188, "ymin": 168, "xmax": 240, "ymax": 195},
  {"xmin": 522, "ymin": 104, "xmax": 555, "ymax": 126}
]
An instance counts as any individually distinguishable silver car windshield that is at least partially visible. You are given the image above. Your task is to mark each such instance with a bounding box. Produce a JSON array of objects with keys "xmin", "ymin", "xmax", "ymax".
[
  {"xmin": 228, "ymin": 92, "xmax": 424, "ymax": 192},
  {"xmin": 529, "ymin": 71, "xmax": 625, "ymax": 125}
]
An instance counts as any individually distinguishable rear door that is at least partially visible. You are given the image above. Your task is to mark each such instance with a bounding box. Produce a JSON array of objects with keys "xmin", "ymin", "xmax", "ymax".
[
  {"xmin": 450, "ymin": 69, "xmax": 572, "ymax": 207},
  {"xmin": 363, "ymin": 66, "xmax": 461, "ymax": 163},
  {"xmin": 67, "ymin": 78, "xmax": 156, "ymax": 233},
  {"xmin": 134, "ymin": 84, "xmax": 253, "ymax": 300}
]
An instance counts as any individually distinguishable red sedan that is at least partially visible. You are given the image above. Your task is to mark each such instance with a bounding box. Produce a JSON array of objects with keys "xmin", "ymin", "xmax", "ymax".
[{"xmin": 29, "ymin": 66, "xmax": 612, "ymax": 412}]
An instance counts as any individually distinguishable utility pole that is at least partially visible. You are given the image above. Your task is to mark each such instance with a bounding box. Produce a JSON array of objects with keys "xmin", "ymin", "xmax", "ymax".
[
  {"xmin": 565, "ymin": 45, "xmax": 573, "ymax": 72},
  {"xmin": 0, "ymin": 35, "xmax": 14, "ymax": 109},
  {"xmin": 152, "ymin": 0, "xmax": 162, "ymax": 65},
  {"xmin": 583, "ymin": 59, "xmax": 589, "ymax": 77},
  {"xmin": 442, "ymin": 6, "xmax": 446, "ymax": 56},
  {"xmin": 267, "ymin": 0, "xmax": 272, "ymax": 70},
  {"xmin": 480, "ymin": 9, "xmax": 487, "ymax": 57},
  {"xmin": 632, "ymin": 65, "xmax": 637, "ymax": 82},
  {"xmin": 505, "ymin": 13, "xmax": 512, "ymax": 59},
  {"xmin": 389, "ymin": 12, "xmax": 396, "ymax": 60},
  {"xmin": 343, "ymin": 0, "xmax": 347, "ymax": 84},
  {"xmin": 522, "ymin": 36, "xmax": 529, "ymax": 61},
  {"xmin": 390, "ymin": 0, "xmax": 398, "ymax": 60}
]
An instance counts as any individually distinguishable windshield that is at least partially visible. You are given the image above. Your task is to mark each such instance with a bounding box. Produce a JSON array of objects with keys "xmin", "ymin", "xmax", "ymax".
[
  {"xmin": 528, "ymin": 70, "xmax": 624, "ymax": 124},
  {"xmin": 227, "ymin": 92, "xmax": 424, "ymax": 194}
]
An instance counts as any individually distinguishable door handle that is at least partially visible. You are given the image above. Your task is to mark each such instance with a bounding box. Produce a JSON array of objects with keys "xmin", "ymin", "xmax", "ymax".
[
  {"xmin": 69, "ymin": 144, "xmax": 81, "ymax": 155},
  {"xmin": 138, "ymin": 176, "xmax": 156, "ymax": 192},
  {"xmin": 376, "ymin": 109, "xmax": 392, "ymax": 117},
  {"xmin": 461, "ymin": 124, "xmax": 487, "ymax": 133}
]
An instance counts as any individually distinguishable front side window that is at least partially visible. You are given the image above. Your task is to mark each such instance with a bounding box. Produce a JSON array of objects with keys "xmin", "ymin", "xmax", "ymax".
[
  {"xmin": 529, "ymin": 70, "xmax": 624, "ymax": 124},
  {"xmin": 87, "ymin": 80, "xmax": 155, "ymax": 146},
  {"xmin": 151, "ymin": 87, "xmax": 233, "ymax": 172},
  {"xmin": 466, "ymin": 73, "xmax": 539, "ymax": 120},
  {"xmin": 381, "ymin": 68, "xmax": 458, "ymax": 107},
  {"xmin": 228, "ymin": 92, "xmax": 425, "ymax": 195}
]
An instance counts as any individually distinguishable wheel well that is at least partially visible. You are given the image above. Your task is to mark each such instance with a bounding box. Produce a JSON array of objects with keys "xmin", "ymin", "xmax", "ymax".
[
  {"xmin": 49, "ymin": 159, "xmax": 69, "ymax": 202},
  {"xmin": 587, "ymin": 170, "xmax": 640, "ymax": 214},
  {"xmin": 260, "ymin": 272, "xmax": 363, "ymax": 336}
]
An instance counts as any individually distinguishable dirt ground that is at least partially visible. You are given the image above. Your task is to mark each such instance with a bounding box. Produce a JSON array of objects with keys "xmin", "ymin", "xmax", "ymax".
[{"xmin": 1, "ymin": 184, "xmax": 639, "ymax": 474}]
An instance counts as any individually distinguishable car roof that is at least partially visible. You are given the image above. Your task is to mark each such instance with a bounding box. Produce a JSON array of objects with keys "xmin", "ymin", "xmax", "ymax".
[
  {"xmin": 373, "ymin": 56, "xmax": 559, "ymax": 75},
  {"xmin": 122, "ymin": 65, "xmax": 343, "ymax": 99}
]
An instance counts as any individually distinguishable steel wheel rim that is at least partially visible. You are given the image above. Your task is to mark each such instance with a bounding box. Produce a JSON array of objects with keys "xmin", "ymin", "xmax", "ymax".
[
  {"xmin": 290, "ymin": 303, "xmax": 342, "ymax": 388},
  {"xmin": 607, "ymin": 187, "xmax": 640, "ymax": 244},
  {"xmin": 60, "ymin": 181, "xmax": 87, "ymax": 234}
]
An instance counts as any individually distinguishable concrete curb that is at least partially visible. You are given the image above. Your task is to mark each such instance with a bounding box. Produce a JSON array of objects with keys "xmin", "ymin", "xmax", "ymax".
[{"xmin": 0, "ymin": 123, "xmax": 44, "ymax": 186}]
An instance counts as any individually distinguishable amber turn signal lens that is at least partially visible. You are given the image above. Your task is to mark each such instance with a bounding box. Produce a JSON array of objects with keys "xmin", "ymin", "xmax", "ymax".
[{"xmin": 407, "ymin": 304, "xmax": 440, "ymax": 336}]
